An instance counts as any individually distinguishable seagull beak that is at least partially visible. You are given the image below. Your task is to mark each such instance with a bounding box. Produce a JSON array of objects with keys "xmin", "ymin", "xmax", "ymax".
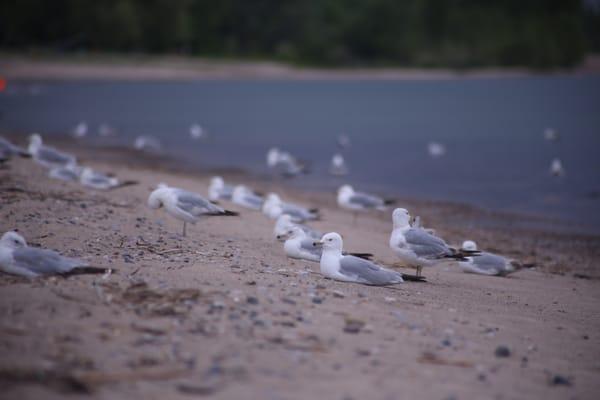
[{"xmin": 313, "ymin": 240, "xmax": 324, "ymax": 247}]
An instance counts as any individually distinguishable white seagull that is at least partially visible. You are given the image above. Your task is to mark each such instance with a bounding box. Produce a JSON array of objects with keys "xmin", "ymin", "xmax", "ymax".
[
  {"xmin": 329, "ymin": 153, "xmax": 348, "ymax": 176},
  {"xmin": 459, "ymin": 241, "xmax": 521, "ymax": 276},
  {"xmin": 148, "ymin": 183, "xmax": 238, "ymax": 236},
  {"xmin": 337, "ymin": 185, "xmax": 393, "ymax": 222},
  {"xmin": 134, "ymin": 135, "xmax": 162, "ymax": 152},
  {"xmin": 427, "ymin": 142, "xmax": 446, "ymax": 158},
  {"xmin": 49, "ymin": 163, "xmax": 83, "ymax": 182},
  {"xmin": 273, "ymin": 214, "xmax": 321, "ymax": 241},
  {"xmin": 72, "ymin": 121, "xmax": 88, "ymax": 138},
  {"xmin": 543, "ymin": 128, "xmax": 559, "ymax": 142},
  {"xmin": 0, "ymin": 231, "xmax": 108, "ymax": 278},
  {"xmin": 266, "ymin": 147, "xmax": 306, "ymax": 177},
  {"xmin": 79, "ymin": 167, "xmax": 138, "ymax": 190},
  {"xmin": 190, "ymin": 123, "xmax": 208, "ymax": 140},
  {"xmin": 208, "ymin": 176, "xmax": 234, "ymax": 202},
  {"xmin": 389, "ymin": 208, "xmax": 475, "ymax": 277},
  {"xmin": 279, "ymin": 227, "xmax": 372, "ymax": 263},
  {"xmin": 28, "ymin": 133, "xmax": 77, "ymax": 168},
  {"xmin": 262, "ymin": 193, "xmax": 319, "ymax": 222},
  {"xmin": 314, "ymin": 232, "xmax": 403, "ymax": 285},
  {"xmin": 550, "ymin": 158, "xmax": 565, "ymax": 177},
  {"xmin": 231, "ymin": 185, "xmax": 264, "ymax": 210}
]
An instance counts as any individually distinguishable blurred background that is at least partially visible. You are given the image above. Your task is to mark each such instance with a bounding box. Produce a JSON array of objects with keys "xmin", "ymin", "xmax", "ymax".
[{"xmin": 1, "ymin": 0, "xmax": 599, "ymax": 232}]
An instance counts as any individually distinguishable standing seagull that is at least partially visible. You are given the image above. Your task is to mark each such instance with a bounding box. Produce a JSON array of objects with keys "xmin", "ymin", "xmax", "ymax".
[
  {"xmin": 459, "ymin": 241, "xmax": 521, "ymax": 276},
  {"xmin": 148, "ymin": 184, "xmax": 238, "ymax": 236},
  {"xmin": 389, "ymin": 208, "xmax": 475, "ymax": 277},
  {"xmin": 314, "ymin": 232, "xmax": 403, "ymax": 285},
  {"xmin": 231, "ymin": 185, "xmax": 264, "ymax": 210},
  {"xmin": 329, "ymin": 153, "xmax": 348, "ymax": 176},
  {"xmin": 0, "ymin": 231, "xmax": 108, "ymax": 278},
  {"xmin": 28, "ymin": 133, "xmax": 76, "ymax": 168},
  {"xmin": 208, "ymin": 176, "xmax": 234, "ymax": 202}
]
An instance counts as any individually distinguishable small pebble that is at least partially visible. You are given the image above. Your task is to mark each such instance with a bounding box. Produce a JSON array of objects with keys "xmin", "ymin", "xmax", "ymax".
[
  {"xmin": 550, "ymin": 374, "xmax": 572, "ymax": 386},
  {"xmin": 494, "ymin": 345, "xmax": 511, "ymax": 358}
]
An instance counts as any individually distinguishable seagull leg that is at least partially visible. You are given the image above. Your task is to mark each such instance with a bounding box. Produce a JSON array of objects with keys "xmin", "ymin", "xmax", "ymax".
[
  {"xmin": 416, "ymin": 265, "xmax": 422, "ymax": 277},
  {"xmin": 182, "ymin": 221, "xmax": 187, "ymax": 237}
]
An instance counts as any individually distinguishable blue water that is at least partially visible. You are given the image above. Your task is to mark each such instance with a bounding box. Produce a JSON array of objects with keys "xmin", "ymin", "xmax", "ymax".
[{"xmin": 1, "ymin": 76, "xmax": 599, "ymax": 232}]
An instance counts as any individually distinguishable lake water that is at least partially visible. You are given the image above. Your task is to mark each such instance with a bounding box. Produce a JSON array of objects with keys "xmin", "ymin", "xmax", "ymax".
[{"xmin": 1, "ymin": 76, "xmax": 599, "ymax": 232}]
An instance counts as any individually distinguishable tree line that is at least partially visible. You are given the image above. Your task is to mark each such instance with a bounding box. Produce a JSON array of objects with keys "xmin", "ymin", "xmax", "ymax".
[{"xmin": 1, "ymin": 0, "xmax": 597, "ymax": 68}]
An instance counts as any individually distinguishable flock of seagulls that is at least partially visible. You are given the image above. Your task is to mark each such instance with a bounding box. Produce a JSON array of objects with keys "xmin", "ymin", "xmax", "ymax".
[
  {"xmin": 144, "ymin": 172, "xmax": 524, "ymax": 286},
  {"xmin": 0, "ymin": 131, "xmax": 529, "ymax": 282}
]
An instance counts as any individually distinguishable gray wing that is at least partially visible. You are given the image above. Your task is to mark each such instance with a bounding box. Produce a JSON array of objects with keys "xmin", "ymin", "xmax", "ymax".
[
  {"xmin": 472, "ymin": 252, "xmax": 509, "ymax": 272},
  {"xmin": 299, "ymin": 238, "xmax": 322, "ymax": 258},
  {"xmin": 349, "ymin": 192, "xmax": 383, "ymax": 208},
  {"xmin": 176, "ymin": 190, "xmax": 223, "ymax": 215},
  {"xmin": 244, "ymin": 192, "xmax": 264, "ymax": 208},
  {"xmin": 339, "ymin": 256, "xmax": 403, "ymax": 286},
  {"xmin": 404, "ymin": 228, "xmax": 452, "ymax": 259},
  {"xmin": 221, "ymin": 184, "xmax": 234, "ymax": 199},
  {"xmin": 13, "ymin": 247, "xmax": 87, "ymax": 275},
  {"xmin": 38, "ymin": 147, "xmax": 74, "ymax": 165}
]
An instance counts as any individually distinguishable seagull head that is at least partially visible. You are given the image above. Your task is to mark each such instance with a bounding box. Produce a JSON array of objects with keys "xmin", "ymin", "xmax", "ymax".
[
  {"xmin": 337, "ymin": 184, "xmax": 354, "ymax": 198},
  {"xmin": 277, "ymin": 226, "xmax": 303, "ymax": 241},
  {"xmin": 210, "ymin": 176, "xmax": 224, "ymax": 189},
  {"xmin": 461, "ymin": 240, "xmax": 478, "ymax": 251},
  {"xmin": 147, "ymin": 187, "xmax": 166, "ymax": 209},
  {"xmin": 392, "ymin": 208, "xmax": 411, "ymax": 229},
  {"xmin": 315, "ymin": 232, "xmax": 343, "ymax": 252},
  {"xmin": 1, "ymin": 231, "xmax": 27, "ymax": 250}
]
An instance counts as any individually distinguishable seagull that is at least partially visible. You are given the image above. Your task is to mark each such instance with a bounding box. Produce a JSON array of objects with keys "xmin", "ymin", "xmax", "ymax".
[
  {"xmin": 427, "ymin": 142, "xmax": 446, "ymax": 158},
  {"xmin": 459, "ymin": 241, "xmax": 521, "ymax": 276},
  {"xmin": 190, "ymin": 123, "xmax": 208, "ymax": 140},
  {"xmin": 337, "ymin": 184, "xmax": 393, "ymax": 223},
  {"xmin": 274, "ymin": 214, "xmax": 321, "ymax": 241},
  {"xmin": 0, "ymin": 231, "xmax": 109, "ymax": 278},
  {"xmin": 329, "ymin": 153, "xmax": 348, "ymax": 176},
  {"xmin": 98, "ymin": 123, "xmax": 117, "ymax": 137},
  {"xmin": 279, "ymin": 227, "xmax": 372, "ymax": 262},
  {"xmin": 28, "ymin": 133, "xmax": 77, "ymax": 168},
  {"xmin": 72, "ymin": 121, "xmax": 88, "ymax": 138},
  {"xmin": 0, "ymin": 136, "xmax": 30, "ymax": 159},
  {"xmin": 389, "ymin": 208, "xmax": 476, "ymax": 277},
  {"xmin": 231, "ymin": 185, "xmax": 264, "ymax": 210},
  {"xmin": 208, "ymin": 176, "xmax": 234, "ymax": 202},
  {"xmin": 262, "ymin": 193, "xmax": 319, "ymax": 222},
  {"xmin": 134, "ymin": 135, "xmax": 162, "ymax": 152},
  {"xmin": 314, "ymin": 232, "xmax": 403, "ymax": 285},
  {"xmin": 550, "ymin": 158, "xmax": 565, "ymax": 177},
  {"xmin": 79, "ymin": 167, "xmax": 138, "ymax": 190},
  {"xmin": 337, "ymin": 134, "xmax": 351, "ymax": 149},
  {"xmin": 266, "ymin": 148, "xmax": 306, "ymax": 177},
  {"xmin": 148, "ymin": 183, "xmax": 239, "ymax": 236},
  {"xmin": 544, "ymin": 128, "xmax": 559, "ymax": 142},
  {"xmin": 49, "ymin": 163, "xmax": 83, "ymax": 182}
]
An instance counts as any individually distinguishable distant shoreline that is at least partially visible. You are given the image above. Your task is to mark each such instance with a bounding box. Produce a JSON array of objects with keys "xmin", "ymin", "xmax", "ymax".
[{"xmin": 2, "ymin": 53, "xmax": 599, "ymax": 81}]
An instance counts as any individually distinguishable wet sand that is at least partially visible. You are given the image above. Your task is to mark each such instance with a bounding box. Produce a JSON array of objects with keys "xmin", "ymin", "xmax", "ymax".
[{"xmin": 1, "ymin": 139, "xmax": 599, "ymax": 399}]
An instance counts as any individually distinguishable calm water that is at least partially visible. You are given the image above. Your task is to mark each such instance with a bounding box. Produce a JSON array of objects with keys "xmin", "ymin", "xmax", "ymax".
[{"xmin": 1, "ymin": 76, "xmax": 599, "ymax": 232}]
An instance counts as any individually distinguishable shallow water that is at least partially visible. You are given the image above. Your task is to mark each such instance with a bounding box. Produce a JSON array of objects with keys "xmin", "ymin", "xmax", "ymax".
[{"xmin": 1, "ymin": 76, "xmax": 599, "ymax": 232}]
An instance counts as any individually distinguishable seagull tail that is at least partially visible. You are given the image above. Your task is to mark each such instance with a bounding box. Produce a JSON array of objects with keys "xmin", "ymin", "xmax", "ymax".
[
  {"xmin": 444, "ymin": 249, "xmax": 480, "ymax": 261},
  {"xmin": 63, "ymin": 266, "xmax": 115, "ymax": 276},
  {"xmin": 220, "ymin": 210, "xmax": 239, "ymax": 216},
  {"xmin": 112, "ymin": 180, "xmax": 139, "ymax": 189},
  {"xmin": 348, "ymin": 252, "xmax": 373, "ymax": 260}
]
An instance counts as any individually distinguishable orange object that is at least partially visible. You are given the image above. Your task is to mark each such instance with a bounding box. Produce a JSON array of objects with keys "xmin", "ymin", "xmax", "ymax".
[{"xmin": 0, "ymin": 77, "xmax": 6, "ymax": 91}]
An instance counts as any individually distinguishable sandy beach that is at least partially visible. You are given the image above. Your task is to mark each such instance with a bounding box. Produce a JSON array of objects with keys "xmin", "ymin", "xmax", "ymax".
[{"xmin": 1, "ymin": 138, "xmax": 599, "ymax": 399}]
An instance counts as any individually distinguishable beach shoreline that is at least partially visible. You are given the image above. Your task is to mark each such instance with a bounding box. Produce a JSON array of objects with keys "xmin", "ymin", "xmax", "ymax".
[
  {"xmin": 1, "ymin": 135, "xmax": 599, "ymax": 399},
  {"xmin": 2, "ymin": 53, "xmax": 600, "ymax": 81}
]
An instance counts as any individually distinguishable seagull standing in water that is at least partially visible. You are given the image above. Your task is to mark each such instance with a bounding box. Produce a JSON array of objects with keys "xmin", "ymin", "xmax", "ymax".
[
  {"xmin": 231, "ymin": 185, "xmax": 264, "ymax": 210},
  {"xmin": 459, "ymin": 240, "xmax": 521, "ymax": 276},
  {"xmin": 28, "ymin": 133, "xmax": 76, "ymax": 168},
  {"xmin": 314, "ymin": 232, "xmax": 403, "ymax": 285},
  {"xmin": 208, "ymin": 176, "xmax": 234, "ymax": 202},
  {"xmin": 262, "ymin": 193, "xmax": 319, "ymax": 222},
  {"xmin": 148, "ymin": 184, "xmax": 239, "ymax": 236},
  {"xmin": 389, "ymin": 208, "xmax": 476, "ymax": 277},
  {"xmin": 0, "ymin": 231, "xmax": 108, "ymax": 278}
]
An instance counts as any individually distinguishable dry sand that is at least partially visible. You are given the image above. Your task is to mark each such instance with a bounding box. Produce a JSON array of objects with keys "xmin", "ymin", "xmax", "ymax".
[{"xmin": 0, "ymin": 139, "xmax": 599, "ymax": 400}]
